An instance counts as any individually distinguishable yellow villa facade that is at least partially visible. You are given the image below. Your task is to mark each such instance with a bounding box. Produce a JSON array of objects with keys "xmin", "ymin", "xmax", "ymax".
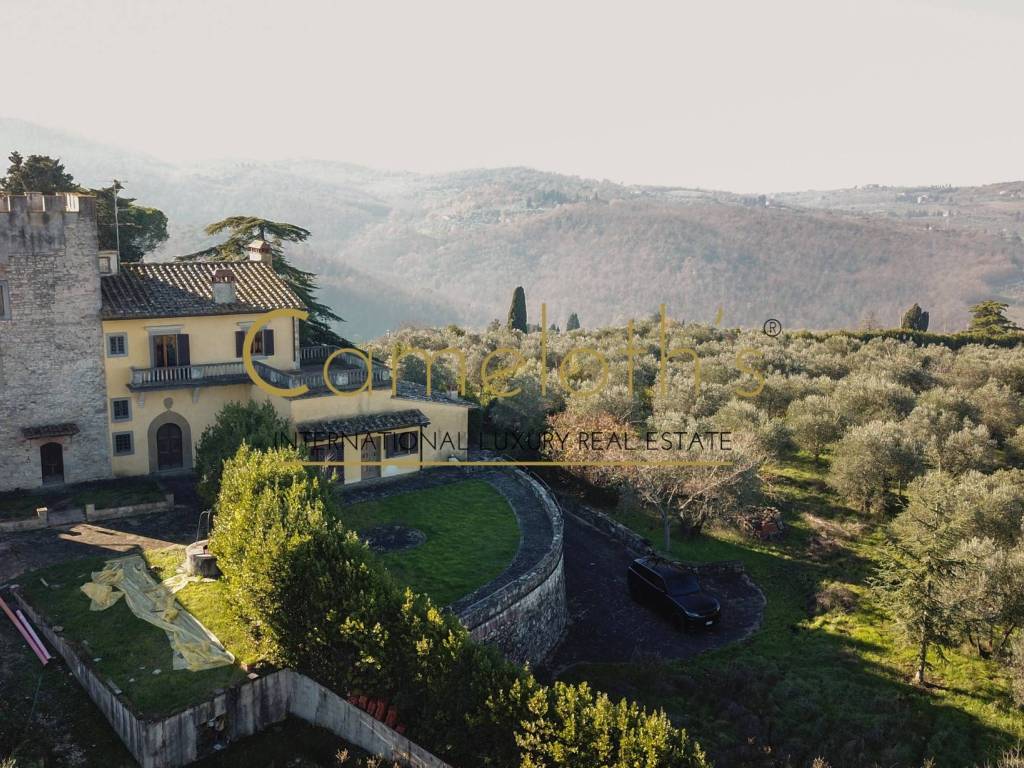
[{"xmin": 99, "ymin": 244, "xmax": 471, "ymax": 483}]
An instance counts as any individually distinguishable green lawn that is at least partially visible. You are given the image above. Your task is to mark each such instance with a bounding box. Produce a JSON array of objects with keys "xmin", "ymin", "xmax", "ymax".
[
  {"xmin": 18, "ymin": 549, "xmax": 250, "ymax": 717},
  {"xmin": 0, "ymin": 477, "xmax": 165, "ymax": 521},
  {"xmin": 337, "ymin": 479, "xmax": 520, "ymax": 606},
  {"xmin": 561, "ymin": 455, "xmax": 1024, "ymax": 768}
]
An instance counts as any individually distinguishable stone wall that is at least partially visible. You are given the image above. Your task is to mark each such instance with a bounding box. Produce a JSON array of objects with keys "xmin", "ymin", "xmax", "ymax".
[
  {"xmin": 0, "ymin": 194, "xmax": 111, "ymax": 491},
  {"xmin": 568, "ymin": 501, "xmax": 748, "ymax": 576},
  {"xmin": 457, "ymin": 470, "xmax": 567, "ymax": 664}
]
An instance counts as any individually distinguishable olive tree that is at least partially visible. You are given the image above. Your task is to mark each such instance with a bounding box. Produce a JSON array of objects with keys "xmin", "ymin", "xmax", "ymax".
[
  {"xmin": 831, "ymin": 373, "xmax": 916, "ymax": 427},
  {"xmin": 828, "ymin": 420, "xmax": 925, "ymax": 515},
  {"xmin": 786, "ymin": 394, "xmax": 843, "ymax": 462}
]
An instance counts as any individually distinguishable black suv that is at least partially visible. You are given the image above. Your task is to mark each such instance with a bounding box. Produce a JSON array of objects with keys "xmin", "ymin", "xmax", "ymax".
[{"xmin": 627, "ymin": 556, "xmax": 721, "ymax": 629}]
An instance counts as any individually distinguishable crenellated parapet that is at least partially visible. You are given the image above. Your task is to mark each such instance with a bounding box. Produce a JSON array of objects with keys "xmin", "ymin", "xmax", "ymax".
[
  {"xmin": 0, "ymin": 193, "xmax": 97, "ymax": 262},
  {"xmin": 0, "ymin": 192, "xmax": 96, "ymax": 216}
]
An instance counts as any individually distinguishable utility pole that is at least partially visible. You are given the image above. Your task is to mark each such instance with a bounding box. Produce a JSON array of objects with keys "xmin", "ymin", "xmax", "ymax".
[{"xmin": 112, "ymin": 179, "xmax": 123, "ymax": 259}]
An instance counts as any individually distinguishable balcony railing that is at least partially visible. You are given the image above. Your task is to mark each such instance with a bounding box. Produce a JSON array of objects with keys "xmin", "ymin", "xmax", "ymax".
[
  {"xmin": 255, "ymin": 360, "xmax": 390, "ymax": 393},
  {"xmin": 129, "ymin": 361, "xmax": 247, "ymax": 389},
  {"xmin": 300, "ymin": 345, "xmax": 335, "ymax": 363},
  {"xmin": 128, "ymin": 356, "xmax": 391, "ymax": 393},
  {"xmin": 300, "ymin": 344, "xmax": 380, "ymax": 368}
]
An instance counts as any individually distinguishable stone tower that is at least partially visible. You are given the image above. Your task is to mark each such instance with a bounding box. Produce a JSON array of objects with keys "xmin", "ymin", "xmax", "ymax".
[{"xmin": 0, "ymin": 193, "xmax": 112, "ymax": 491}]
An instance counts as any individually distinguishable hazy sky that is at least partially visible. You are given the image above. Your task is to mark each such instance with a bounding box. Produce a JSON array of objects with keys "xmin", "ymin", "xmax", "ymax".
[{"xmin": 3, "ymin": 0, "xmax": 1022, "ymax": 191}]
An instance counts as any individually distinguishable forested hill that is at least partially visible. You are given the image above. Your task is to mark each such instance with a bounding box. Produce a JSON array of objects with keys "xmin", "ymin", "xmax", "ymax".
[{"xmin": 3, "ymin": 118, "xmax": 1023, "ymax": 338}]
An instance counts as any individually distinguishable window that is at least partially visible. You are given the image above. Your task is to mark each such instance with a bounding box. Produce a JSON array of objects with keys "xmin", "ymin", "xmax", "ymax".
[
  {"xmin": 107, "ymin": 333, "xmax": 127, "ymax": 357},
  {"xmin": 110, "ymin": 398, "xmax": 131, "ymax": 422},
  {"xmin": 113, "ymin": 431, "xmax": 134, "ymax": 456},
  {"xmin": 98, "ymin": 255, "xmax": 111, "ymax": 274},
  {"xmin": 235, "ymin": 328, "xmax": 275, "ymax": 358},
  {"xmin": 0, "ymin": 281, "xmax": 9, "ymax": 320},
  {"xmin": 385, "ymin": 431, "xmax": 419, "ymax": 457},
  {"xmin": 152, "ymin": 333, "xmax": 190, "ymax": 367}
]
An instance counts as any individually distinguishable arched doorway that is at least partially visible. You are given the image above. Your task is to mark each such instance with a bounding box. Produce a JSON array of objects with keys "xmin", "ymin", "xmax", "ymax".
[
  {"xmin": 156, "ymin": 423, "xmax": 184, "ymax": 471},
  {"xmin": 147, "ymin": 411, "xmax": 193, "ymax": 474},
  {"xmin": 40, "ymin": 442, "xmax": 64, "ymax": 484}
]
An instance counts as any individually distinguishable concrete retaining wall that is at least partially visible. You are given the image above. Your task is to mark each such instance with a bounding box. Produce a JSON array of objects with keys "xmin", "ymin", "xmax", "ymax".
[
  {"xmin": 457, "ymin": 470, "xmax": 567, "ymax": 664},
  {"xmin": 289, "ymin": 672, "xmax": 450, "ymax": 768},
  {"xmin": 11, "ymin": 593, "xmax": 450, "ymax": 768},
  {"xmin": 0, "ymin": 493, "xmax": 174, "ymax": 534},
  {"xmin": 85, "ymin": 494, "xmax": 175, "ymax": 522}
]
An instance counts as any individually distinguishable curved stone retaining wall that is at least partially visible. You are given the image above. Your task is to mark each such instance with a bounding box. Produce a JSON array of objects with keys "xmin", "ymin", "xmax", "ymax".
[{"xmin": 456, "ymin": 470, "xmax": 567, "ymax": 664}]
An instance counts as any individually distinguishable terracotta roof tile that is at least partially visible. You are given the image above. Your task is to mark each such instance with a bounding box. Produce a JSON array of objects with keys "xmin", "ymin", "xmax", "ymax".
[
  {"xmin": 21, "ymin": 423, "xmax": 80, "ymax": 439},
  {"xmin": 297, "ymin": 409, "xmax": 430, "ymax": 437},
  {"xmin": 101, "ymin": 261, "xmax": 304, "ymax": 320}
]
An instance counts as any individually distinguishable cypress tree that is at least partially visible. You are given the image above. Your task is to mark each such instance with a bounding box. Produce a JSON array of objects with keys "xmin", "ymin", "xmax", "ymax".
[{"xmin": 507, "ymin": 286, "xmax": 528, "ymax": 332}]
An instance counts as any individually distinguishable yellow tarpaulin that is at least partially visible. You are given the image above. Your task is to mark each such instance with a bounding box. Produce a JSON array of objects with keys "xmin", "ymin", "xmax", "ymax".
[{"xmin": 80, "ymin": 555, "xmax": 235, "ymax": 672}]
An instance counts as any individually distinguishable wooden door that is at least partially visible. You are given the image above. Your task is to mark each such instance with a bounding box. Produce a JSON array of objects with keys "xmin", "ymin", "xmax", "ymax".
[
  {"xmin": 156, "ymin": 423, "xmax": 184, "ymax": 470},
  {"xmin": 360, "ymin": 436, "xmax": 380, "ymax": 480}
]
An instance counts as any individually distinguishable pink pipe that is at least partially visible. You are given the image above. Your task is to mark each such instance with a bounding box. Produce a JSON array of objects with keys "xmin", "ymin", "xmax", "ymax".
[
  {"xmin": 0, "ymin": 595, "xmax": 48, "ymax": 666},
  {"xmin": 16, "ymin": 608, "xmax": 51, "ymax": 661}
]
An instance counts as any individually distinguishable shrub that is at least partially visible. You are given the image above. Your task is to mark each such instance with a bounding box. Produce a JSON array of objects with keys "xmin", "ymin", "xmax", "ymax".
[
  {"xmin": 515, "ymin": 681, "xmax": 708, "ymax": 768},
  {"xmin": 208, "ymin": 444, "xmax": 330, "ymax": 659},
  {"xmin": 195, "ymin": 400, "xmax": 292, "ymax": 504}
]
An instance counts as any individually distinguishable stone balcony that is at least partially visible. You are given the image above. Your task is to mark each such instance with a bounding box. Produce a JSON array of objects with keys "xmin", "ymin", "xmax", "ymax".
[
  {"xmin": 128, "ymin": 361, "xmax": 250, "ymax": 390},
  {"xmin": 127, "ymin": 348, "xmax": 391, "ymax": 393},
  {"xmin": 255, "ymin": 360, "xmax": 391, "ymax": 394}
]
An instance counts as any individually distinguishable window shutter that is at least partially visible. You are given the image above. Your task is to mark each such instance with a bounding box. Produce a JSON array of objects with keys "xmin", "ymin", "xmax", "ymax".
[
  {"xmin": 177, "ymin": 334, "xmax": 191, "ymax": 366},
  {"xmin": 264, "ymin": 329, "xmax": 275, "ymax": 355},
  {"xmin": 235, "ymin": 331, "xmax": 245, "ymax": 358}
]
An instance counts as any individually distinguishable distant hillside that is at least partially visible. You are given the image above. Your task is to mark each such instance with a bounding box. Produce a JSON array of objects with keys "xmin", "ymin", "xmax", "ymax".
[{"xmin": 2, "ymin": 118, "xmax": 1022, "ymax": 337}]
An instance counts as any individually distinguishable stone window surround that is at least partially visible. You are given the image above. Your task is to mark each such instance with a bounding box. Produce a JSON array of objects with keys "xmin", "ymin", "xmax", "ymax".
[
  {"xmin": 106, "ymin": 332, "xmax": 128, "ymax": 357},
  {"xmin": 112, "ymin": 431, "xmax": 134, "ymax": 456},
  {"xmin": 110, "ymin": 397, "xmax": 132, "ymax": 423},
  {"xmin": 0, "ymin": 280, "xmax": 10, "ymax": 320},
  {"xmin": 146, "ymin": 325, "xmax": 184, "ymax": 368},
  {"xmin": 236, "ymin": 320, "xmax": 272, "ymax": 359}
]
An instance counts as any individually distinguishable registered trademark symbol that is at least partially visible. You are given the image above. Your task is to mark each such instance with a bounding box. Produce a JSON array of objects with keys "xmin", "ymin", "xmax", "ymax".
[{"xmin": 762, "ymin": 318, "xmax": 782, "ymax": 337}]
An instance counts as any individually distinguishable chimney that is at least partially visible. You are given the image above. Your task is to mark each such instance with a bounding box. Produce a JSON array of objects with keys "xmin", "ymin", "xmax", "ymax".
[
  {"xmin": 212, "ymin": 268, "xmax": 237, "ymax": 304},
  {"xmin": 246, "ymin": 239, "xmax": 273, "ymax": 264},
  {"xmin": 98, "ymin": 249, "xmax": 119, "ymax": 275}
]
